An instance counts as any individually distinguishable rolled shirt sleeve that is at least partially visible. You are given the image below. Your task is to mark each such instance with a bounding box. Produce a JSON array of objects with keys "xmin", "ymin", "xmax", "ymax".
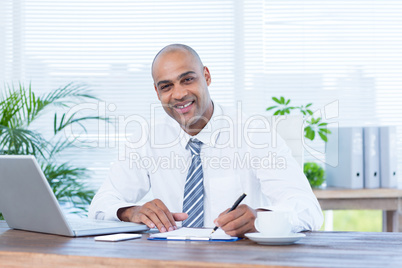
[
  {"xmin": 88, "ymin": 153, "xmax": 151, "ymax": 221},
  {"xmin": 254, "ymin": 133, "xmax": 323, "ymax": 232}
]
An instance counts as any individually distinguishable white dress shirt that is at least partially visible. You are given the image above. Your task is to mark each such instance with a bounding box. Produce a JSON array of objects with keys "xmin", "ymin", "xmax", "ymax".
[{"xmin": 89, "ymin": 103, "xmax": 323, "ymax": 232}]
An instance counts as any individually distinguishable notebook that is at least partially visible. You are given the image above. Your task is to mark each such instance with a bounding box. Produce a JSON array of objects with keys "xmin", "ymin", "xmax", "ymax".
[
  {"xmin": 148, "ymin": 227, "xmax": 240, "ymax": 242},
  {"xmin": 0, "ymin": 155, "xmax": 149, "ymax": 237}
]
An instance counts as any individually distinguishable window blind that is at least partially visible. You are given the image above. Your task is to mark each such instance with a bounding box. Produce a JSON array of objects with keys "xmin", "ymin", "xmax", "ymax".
[
  {"xmin": 242, "ymin": 0, "xmax": 402, "ymax": 175},
  {"xmin": 1, "ymin": 0, "xmax": 238, "ymax": 188},
  {"xmin": 1, "ymin": 0, "xmax": 401, "ymax": 190}
]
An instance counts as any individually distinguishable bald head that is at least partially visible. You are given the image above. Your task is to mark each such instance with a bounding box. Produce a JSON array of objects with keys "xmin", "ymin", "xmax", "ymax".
[
  {"xmin": 151, "ymin": 43, "xmax": 213, "ymax": 136},
  {"xmin": 152, "ymin": 44, "xmax": 204, "ymax": 79}
]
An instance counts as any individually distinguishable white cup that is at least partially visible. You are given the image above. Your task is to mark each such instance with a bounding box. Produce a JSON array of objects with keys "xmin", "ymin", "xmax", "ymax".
[{"xmin": 254, "ymin": 211, "xmax": 293, "ymax": 237}]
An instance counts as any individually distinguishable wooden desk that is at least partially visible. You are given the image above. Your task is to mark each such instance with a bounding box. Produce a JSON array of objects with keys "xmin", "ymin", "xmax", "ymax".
[
  {"xmin": 313, "ymin": 188, "xmax": 402, "ymax": 232},
  {"xmin": 1, "ymin": 222, "xmax": 402, "ymax": 268}
]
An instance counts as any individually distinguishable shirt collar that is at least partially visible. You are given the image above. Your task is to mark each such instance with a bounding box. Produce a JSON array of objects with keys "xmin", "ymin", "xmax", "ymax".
[{"xmin": 179, "ymin": 102, "xmax": 223, "ymax": 149}]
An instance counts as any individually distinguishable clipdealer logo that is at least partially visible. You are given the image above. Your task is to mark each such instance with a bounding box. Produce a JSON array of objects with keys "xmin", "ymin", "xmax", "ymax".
[{"xmin": 61, "ymin": 100, "xmax": 339, "ymax": 165}]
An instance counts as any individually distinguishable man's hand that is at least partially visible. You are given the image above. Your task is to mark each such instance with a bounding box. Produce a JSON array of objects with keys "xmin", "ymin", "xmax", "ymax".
[
  {"xmin": 117, "ymin": 199, "xmax": 188, "ymax": 232},
  {"xmin": 213, "ymin": 205, "xmax": 260, "ymax": 237}
]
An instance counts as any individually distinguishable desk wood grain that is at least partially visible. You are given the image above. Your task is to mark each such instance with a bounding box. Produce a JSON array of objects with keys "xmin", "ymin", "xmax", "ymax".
[{"xmin": 1, "ymin": 223, "xmax": 402, "ymax": 268}]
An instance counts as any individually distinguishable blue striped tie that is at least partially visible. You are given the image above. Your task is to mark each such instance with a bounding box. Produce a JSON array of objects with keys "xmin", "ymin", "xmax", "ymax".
[{"xmin": 182, "ymin": 139, "xmax": 204, "ymax": 228}]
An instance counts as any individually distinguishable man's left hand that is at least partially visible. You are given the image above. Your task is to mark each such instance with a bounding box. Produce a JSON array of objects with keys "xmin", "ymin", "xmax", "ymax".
[{"xmin": 213, "ymin": 204, "xmax": 259, "ymax": 237}]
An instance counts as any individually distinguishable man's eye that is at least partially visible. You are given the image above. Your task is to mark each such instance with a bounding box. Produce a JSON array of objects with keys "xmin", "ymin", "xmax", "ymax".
[
  {"xmin": 161, "ymin": 84, "xmax": 171, "ymax": 90},
  {"xmin": 184, "ymin": 77, "xmax": 194, "ymax": 83}
]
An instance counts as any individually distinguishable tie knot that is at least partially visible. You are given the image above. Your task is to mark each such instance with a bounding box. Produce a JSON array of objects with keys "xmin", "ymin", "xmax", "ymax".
[{"xmin": 188, "ymin": 139, "xmax": 202, "ymax": 155}]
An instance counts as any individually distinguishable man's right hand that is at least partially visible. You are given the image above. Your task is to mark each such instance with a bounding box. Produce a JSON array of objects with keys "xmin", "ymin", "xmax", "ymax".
[{"xmin": 117, "ymin": 199, "xmax": 188, "ymax": 232}]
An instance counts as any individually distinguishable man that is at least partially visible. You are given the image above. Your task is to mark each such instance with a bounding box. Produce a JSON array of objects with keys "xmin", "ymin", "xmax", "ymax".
[{"xmin": 89, "ymin": 44, "xmax": 323, "ymax": 237}]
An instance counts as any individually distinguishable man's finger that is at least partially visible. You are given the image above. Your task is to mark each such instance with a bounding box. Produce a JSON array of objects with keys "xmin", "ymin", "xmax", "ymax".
[
  {"xmin": 219, "ymin": 208, "xmax": 230, "ymax": 217},
  {"xmin": 220, "ymin": 210, "xmax": 248, "ymax": 231},
  {"xmin": 139, "ymin": 213, "xmax": 156, "ymax": 229},
  {"xmin": 173, "ymin": 212, "xmax": 188, "ymax": 221},
  {"xmin": 215, "ymin": 207, "xmax": 243, "ymax": 227},
  {"xmin": 144, "ymin": 202, "xmax": 173, "ymax": 232},
  {"xmin": 225, "ymin": 220, "xmax": 254, "ymax": 237},
  {"xmin": 215, "ymin": 208, "xmax": 230, "ymax": 225},
  {"xmin": 154, "ymin": 199, "xmax": 177, "ymax": 229},
  {"xmin": 218, "ymin": 208, "xmax": 246, "ymax": 229}
]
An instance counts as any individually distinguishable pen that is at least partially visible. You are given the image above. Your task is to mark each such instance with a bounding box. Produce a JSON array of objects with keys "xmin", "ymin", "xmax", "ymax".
[{"xmin": 209, "ymin": 193, "xmax": 247, "ymax": 237}]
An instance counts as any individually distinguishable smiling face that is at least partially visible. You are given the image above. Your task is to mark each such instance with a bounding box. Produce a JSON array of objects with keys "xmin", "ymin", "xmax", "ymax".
[{"xmin": 152, "ymin": 47, "xmax": 213, "ymax": 135}]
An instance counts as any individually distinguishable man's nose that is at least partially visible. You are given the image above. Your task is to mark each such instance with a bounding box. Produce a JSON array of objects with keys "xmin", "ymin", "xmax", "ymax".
[{"xmin": 172, "ymin": 84, "xmax": 188, "ymax": 100}]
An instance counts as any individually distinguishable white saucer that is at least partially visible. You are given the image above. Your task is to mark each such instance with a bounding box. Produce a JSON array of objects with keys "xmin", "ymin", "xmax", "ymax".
[{"xmin": 245, "ymin": 232, "xmax": 306, "ymax": 245}]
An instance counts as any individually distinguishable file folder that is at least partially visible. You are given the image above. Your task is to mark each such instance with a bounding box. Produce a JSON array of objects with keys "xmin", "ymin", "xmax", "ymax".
[
  {"xmin": 325, "ymin": 127, "xmax": 364, "ymax": 189},
  {"xmin": 379, "ymin": 126, "xmax": 398, "ymax": 188},
  {"xmin": 363, "ymin": 127, "xmax": 380, "ymax": 189}
]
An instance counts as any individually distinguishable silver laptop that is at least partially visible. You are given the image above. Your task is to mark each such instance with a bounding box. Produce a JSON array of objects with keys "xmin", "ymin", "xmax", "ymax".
[{"xmin": 0, "ymin": 155, "xmax": 149, "ymax": 237}]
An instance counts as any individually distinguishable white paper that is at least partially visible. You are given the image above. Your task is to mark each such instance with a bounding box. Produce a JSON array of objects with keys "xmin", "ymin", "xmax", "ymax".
[
  {"xmin": 150, "ymin": 227, "xmax": 236, "ymax": 240},
  {"xmin": 94, "ymin": 233, "xmax": 142, "ymax": 242}
]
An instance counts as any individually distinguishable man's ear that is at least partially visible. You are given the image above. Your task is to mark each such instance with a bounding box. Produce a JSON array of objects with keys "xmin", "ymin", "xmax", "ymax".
[
  {"xmin": 203, "ymin": 66, "xmax": 211, "ymax": 86},
  {"xmin": 154, "ymin": 84, "xmax": 161, "ymax": 100}
]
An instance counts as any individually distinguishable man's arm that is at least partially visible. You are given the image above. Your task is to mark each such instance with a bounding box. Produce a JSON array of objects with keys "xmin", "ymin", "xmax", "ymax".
[
  {"xmin": 89, "ymin": 158, "xmax": 188, "ymax": 232},
  {"xmin": 254, "ymin": 134, "xmax": 323, "ymax": 232},
  {"xmin": 88, "ymin": 157, "xmax": 151, "ymax": 221},
  {"xmin": 213, "ymin": 133, "xmax": 323, "ymax": 237}
]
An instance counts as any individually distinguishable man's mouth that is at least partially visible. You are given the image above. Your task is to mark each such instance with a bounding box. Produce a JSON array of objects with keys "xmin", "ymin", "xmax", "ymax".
[{"xmin": 173, "ymin": 101, "xmax": 194, "ymax": 114}]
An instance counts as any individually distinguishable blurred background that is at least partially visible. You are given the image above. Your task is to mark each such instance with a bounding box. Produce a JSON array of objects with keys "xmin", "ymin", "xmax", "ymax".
[{"xmin": 1, "ymin": 0, "xmax": 401, "ymax": 231}]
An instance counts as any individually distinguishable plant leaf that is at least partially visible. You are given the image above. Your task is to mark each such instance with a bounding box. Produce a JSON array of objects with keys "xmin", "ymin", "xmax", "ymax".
[
  {"xmin": 266, "ymin": 106, "xmax": 277, "ymax": 111},
  {"xmin": 304, "ymin": 162, "xmax": 325, "ymax": 188},
  {"xmin": 319, "ymin": 131, "xmax": 328, "ymax": 142},
  {"xmin": 304, "ymin": 126, "xmax": 315, "ymax": 141},
  {"xmin": 272, "ymin": 97, "xmax": 281, "ymax": 104},
  {"xmin": 319, "ymin": 128, "xmax": 330, "ymax": 133},
  {"xmin": 0, "ymin": 82, "xmax": 104, "ymax": 216}
]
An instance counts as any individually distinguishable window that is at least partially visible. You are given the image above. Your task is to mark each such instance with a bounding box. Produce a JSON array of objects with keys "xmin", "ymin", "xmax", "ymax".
[{"xmin": 1, "ymin": 0, "xmax": 401, "ymax": 189}]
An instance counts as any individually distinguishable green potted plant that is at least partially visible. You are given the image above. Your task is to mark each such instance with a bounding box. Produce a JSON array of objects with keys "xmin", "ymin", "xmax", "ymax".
[
  {"xmin": 0, "ymin": 83, "xmax": 105, "ymax": 219},
  {"xmin": 266, "ymin": 96, "xmax": 329, "ymax": 188},
  {"xmin": 266, "ymin": 96, "xmax": 330, "ymax": 142},
  {"xmin": 303, "ymin": 162, "xmax": 325, "ymax": 189}
]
